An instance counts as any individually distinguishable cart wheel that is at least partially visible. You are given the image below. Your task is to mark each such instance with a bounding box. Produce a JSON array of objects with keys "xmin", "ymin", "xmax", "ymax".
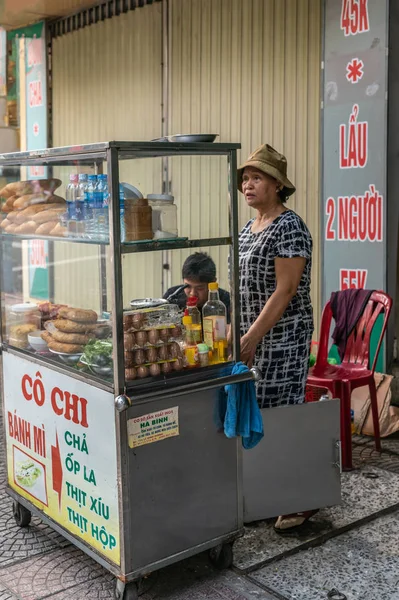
[
  {"xmin": 115, "ymin": 581, "xmax": 139, "ymax": 600},
  {"xmin": 209, "ymin": 543, "xmax": 233, "ymax": 570},
  {"xmin": 13, "ymin": 501, "xmax": 31, "ymax": 527}
]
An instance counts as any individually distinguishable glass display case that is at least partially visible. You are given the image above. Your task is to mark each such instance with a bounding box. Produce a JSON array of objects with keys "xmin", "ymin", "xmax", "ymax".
[
  {"xmin": 0, "ymin": 142, "xmax": 242, "ymax": 396},
  {"xmin": 0, "ymin": 141, "xmax": 253, "ymax": 599}
]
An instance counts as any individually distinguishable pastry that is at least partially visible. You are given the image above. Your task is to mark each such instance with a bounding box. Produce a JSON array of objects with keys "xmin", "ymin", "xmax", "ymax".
[
  {"xmin": 48, "ymin": 340, "xmax": 84, "ymax": 354},
  {"xmin": 52, "ymin": 319, "xmax": 98, "ymax": 333},
  {"xmin": 58, "ymin": 307, "xmax": 98, "ymax": 323},
  {"xmin": 51, "ymin": 329, "xmax": 94, "ymax": 345}
]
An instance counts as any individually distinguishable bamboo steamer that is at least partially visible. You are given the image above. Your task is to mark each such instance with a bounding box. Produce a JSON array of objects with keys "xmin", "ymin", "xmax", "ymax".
[{"xmin": 124, "ymin": 198, "xmax": 153, "ymax": 241}]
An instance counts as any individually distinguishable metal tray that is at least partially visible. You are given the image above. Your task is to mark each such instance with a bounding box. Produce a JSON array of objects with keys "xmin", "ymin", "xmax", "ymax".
[{"xmin": 151, "ymin": 134, "xmax": 218, "ymax": 143}]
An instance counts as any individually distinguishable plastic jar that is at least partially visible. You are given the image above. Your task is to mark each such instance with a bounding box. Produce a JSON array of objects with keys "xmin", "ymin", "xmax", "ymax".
[
  {"xmin": 147, "ymin": 194, "xmax": 178, "ymax": 239},
  {"xmin": 7, "ymin": 303, "xmax": 41, "ymax": 349},
  {"xmin": 8, "ymin": 303, "xmax": 41, "ymax": 329}
]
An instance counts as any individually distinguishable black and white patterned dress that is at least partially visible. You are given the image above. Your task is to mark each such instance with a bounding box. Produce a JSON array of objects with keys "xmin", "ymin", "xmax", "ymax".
[{"xmin": 239, "ymin": 210, "xmax": 314, "ymax": 409}]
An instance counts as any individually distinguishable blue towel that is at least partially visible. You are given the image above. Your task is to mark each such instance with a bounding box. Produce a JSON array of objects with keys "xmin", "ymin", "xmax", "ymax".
[{"xmin": 216, "ymin": 362, "xmax": 264, "ymax": 449}]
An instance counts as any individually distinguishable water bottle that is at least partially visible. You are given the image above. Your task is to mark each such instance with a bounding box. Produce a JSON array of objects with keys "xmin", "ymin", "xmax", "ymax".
[
  {"xmin": 98, "ymin": 175, "xmax": 109, "ymax": 242},
  {"xmin": 75, "ymin": 174, "xmax": 87, "ymax": 239},
  {"xmin": 66, "ymin": 174, "xmax": 78, "ymax": 238},
  {"xmin": 93, "ymin": 175, "xmax": 107, "ymax": 241},
  {"xmin": 84, "ymin": 174, "xmax": 97, "ymax": 239},
  {"xmin": 120, "ymin": 184, "xmax": 125, "ymax": 242}
]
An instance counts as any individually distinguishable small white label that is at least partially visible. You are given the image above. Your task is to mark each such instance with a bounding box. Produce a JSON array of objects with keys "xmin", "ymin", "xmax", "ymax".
[{"xmin": 127, "ymin": 406, "xmax": 179, "ymax": 448}]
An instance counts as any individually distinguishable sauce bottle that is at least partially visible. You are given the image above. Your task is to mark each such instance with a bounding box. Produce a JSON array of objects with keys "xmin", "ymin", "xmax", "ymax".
[
  {"xmin": 183, "ymin": 315, "xmax": 198, "ymax": 368},
  {"xmin": 202, "ymin": 282, "xmax": 228, "ymax": 364},
  {"xmin": 186, "ymin": 297, "xmax": 202, "ymax": 343}
]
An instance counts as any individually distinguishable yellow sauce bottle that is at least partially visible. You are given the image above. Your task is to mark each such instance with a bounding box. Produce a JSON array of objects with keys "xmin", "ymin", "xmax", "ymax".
[{"xmin": 202, "ymin": 282, "xmax": 228, "ymax": 364}]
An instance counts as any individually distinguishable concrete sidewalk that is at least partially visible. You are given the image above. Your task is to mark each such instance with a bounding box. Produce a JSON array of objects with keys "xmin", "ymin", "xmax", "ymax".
[{"xmin": 1, "ymin": 417, "xmax": 399, "ymax": 599}]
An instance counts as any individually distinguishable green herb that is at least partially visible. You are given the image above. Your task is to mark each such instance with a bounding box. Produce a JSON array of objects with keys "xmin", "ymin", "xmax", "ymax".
[{"xmin": 82, "ymin": 338, "xmax": 113, "ymax": 367}]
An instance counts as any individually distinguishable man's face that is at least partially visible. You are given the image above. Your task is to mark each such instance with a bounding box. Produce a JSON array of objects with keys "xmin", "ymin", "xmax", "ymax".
[{"xmin": 183, "ymin": 279, "xmax": 211, "ymax": 308}]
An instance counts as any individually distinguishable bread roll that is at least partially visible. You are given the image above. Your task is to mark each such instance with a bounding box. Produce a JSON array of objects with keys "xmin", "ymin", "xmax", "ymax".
[
  {"xmin": 14, "ymin": 221, "xmax": 38, "ymax": 234},
  {"xmin": 53, "ymin": 319, "xmax": 99, "ymax": 333},
  {"xmin": 32, "ymin": 208, "xmax": 66, "ymax": 224},
  {"xmin": 7, "ymin": 211, "xmax": 18, "ymax": 223},
  {"xmin": 3, "ymin": 196, "xmax": 17, "ymax": 212},
  {"xmin": 5, "ymin": 223, "xmax": 18, "ymax": 233},
  {"xmin": 15, "ymin": 204, "xmax": 51, "ymax": 224},
  {"xmin": 0, "ymin": 186, "xmax": 12, "ymax": 199},
  {"xmin": 4, "ymin": 178, "xmax": 62, "ymax": 197},
  {"xmin": 48, "ymin": 340, "xmax": 84, "ymax": 354},
  {"xmin": 50, "ymin": 223, "xmax": 67, "ymax": 237},
  {"xmin": 13, "ymin": 193, "xmax": 51, "ymax": 211},
  {"xmin": 58, "ymin": 307, "xmax": 98, "ymax": 323},
  {"xmin": 0, "ymin": 218, "xmax": 10, "ymax": 230},
  {"xmin": 36, "ymin": 221, "xmax": 59, "ymax": 235}
]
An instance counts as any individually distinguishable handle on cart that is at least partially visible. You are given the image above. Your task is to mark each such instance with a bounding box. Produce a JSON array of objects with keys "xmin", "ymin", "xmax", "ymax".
[{"xmin": 115, "ymin": 367, "xmax": 261, "ymax": 411}]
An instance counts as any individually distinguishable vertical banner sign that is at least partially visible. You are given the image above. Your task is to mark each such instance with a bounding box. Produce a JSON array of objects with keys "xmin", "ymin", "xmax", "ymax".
[
  {"xmin": 28, "ymin": 239, "xmax": 49, "ymax": 300},
  {"xmin": 25, "ymin": 25, "xmax": 49, "ymax": 298},
  {"xmin": 3, "ymin": 354, "xmax": 121, "ymax": 565},
  {"xmin": 0, "ymin": 27, "xmax": 6, "ymax": 96},
  {"xmin": 323, "ymin": 0, "xmax": 388, "ymax": 366}
]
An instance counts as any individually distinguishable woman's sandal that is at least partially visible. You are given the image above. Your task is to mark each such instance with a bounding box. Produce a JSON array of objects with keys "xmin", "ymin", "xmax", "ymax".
[{"xmin": 274, "ymin": 509, "xmax": 319, "ymax": 534}]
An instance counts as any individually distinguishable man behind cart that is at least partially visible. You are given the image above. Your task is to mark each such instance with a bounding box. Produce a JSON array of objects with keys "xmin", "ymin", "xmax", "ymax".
[{"xmin": 164, "ymin": 252, "xmax": 231, "ymax": 323}]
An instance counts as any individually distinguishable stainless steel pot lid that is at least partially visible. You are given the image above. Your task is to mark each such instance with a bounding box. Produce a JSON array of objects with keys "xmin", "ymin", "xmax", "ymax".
[{"xmin": 130, "ymin": 298, "xmax": 169, "ymax": 309}]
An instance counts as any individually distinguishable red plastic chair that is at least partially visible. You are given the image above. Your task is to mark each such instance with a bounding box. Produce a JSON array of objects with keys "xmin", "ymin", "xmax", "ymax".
[{"xmin": 307, "ymin": 291, "xmax": 392, "ymax": 470}]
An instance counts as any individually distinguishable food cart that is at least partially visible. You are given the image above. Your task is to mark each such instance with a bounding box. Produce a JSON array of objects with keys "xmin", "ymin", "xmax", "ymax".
[{"xmin": 0, "ymin": 141, "xmax": 253, "ymax": 600}]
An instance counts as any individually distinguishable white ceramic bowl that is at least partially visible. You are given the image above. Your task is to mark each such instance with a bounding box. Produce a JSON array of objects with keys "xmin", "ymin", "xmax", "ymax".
[{"xmin": 28, "ymin": 330, "xmax": 48, "ymax": 352}]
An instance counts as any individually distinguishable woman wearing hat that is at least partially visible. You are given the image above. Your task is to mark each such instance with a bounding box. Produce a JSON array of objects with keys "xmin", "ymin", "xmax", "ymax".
[{"xmin": 237, "ymin": 144, "xmax": 315, "ymax": 532}]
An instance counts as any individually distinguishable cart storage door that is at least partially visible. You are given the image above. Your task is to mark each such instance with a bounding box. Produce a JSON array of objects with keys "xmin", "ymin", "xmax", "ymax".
[
  {"xmin": 124, "ymin": 388, "xmax": 241, "ymax": 572},
  {"xmin": 243, "ymin": 399, "xmax": 341, "ymax": 523}
]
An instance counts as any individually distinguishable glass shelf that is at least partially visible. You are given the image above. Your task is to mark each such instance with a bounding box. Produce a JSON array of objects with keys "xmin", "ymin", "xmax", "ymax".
[{"xmin": 0, "ymin": 233, "xmax": 233, "ymax": 252}]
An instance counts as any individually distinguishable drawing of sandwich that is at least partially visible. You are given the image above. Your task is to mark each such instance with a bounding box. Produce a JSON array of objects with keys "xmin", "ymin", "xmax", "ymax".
[{"xmin": 15, "ymin": 460, "xmax": 42, "ymax": 488}]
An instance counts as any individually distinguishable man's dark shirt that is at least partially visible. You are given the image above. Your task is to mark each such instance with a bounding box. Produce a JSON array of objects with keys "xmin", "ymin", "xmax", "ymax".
[{"xmin": 163, "ymin": 285, "xmax": 231, "ymax": 324}]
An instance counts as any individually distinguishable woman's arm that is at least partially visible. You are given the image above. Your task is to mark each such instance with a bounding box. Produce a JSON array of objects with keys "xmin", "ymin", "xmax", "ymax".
[{"xmin": 240, "ymin": 256, "xmax": 306, "ymax": 366}]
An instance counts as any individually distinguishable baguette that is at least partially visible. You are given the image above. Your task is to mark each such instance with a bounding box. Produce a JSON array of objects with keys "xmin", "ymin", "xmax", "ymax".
[
  {"xmin": 13, "ymin": 193, "xmax": 51, "ymax": 210},
  {"xmin": 15, "ymin": 204, "xmax": 52, "ymax": 224},
  {"xmin": 14, "ymin": 221, "xmax": 38, "ymax": 234},
  {"xmin": 4, "ymin": 178, "xmax": 62, "ymax": 197},
  {"xmin": 36, "ymin": 220, "xmax": 59, "ymax": 235},
  {"xmin": 2, "ymin": 196, "xmax": 18, "ymax": 213},
  {"xmin": 7, "ymin": 211, "xmax": 18, "ymax": 223},
  {"xmin": 50, "ymin": 223, "xmax": 67, "ymax": 237},
  {"xmin": 32, "ymin": 207, "xmax": 66, "ymax": 224},
  {"xmin": 58, "ymin": 306, "xmax": 98, "ymax": 323},
  {"xmin": 0, "ymin": 186, "xmax": 12, "ymax": 199},
  {"xmin": 53, "ymin": 319, "xmax": 99, "ymax": 333}
]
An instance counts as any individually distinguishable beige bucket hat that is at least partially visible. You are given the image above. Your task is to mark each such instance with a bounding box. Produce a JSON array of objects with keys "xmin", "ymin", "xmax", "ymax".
[{"xmin": 237, "ymin": 144, "xmax": 296, "ymax": 197}]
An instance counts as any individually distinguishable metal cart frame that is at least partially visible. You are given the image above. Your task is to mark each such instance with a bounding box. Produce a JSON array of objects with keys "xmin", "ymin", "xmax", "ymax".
[{"xmin": 0, "ymin": 141, "xmax": 254, "ymax": 599}]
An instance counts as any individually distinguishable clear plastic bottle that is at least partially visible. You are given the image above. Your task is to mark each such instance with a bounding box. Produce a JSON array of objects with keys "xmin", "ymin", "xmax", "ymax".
[
  {"xmin": 186, "ymin": 297, "xmax": 202, "ymax": 343},
  {"xmin": 84, "ymin": 174, "xmax": 97, "ymax": 239},
  {"xmin": 66, "ymin": 174, "xmax": 78, "ymax": 238},
  {"xmin": 75, "ymin": 174, "xmax": 87, "ymax": 239},
  {"xmin": 202, "ymin": 282, "xmax": 228, "ymax": 364},
  {"xmin": 94, "ymin": 174, "xmax": 107, "ymax": 241},
  {"xmin": 183, "ymin": 315, "xmax": 198, "ymax": 368},
  {"xmin": 120, "ymin": 184, "xmax": 125, "ymax": 242}
]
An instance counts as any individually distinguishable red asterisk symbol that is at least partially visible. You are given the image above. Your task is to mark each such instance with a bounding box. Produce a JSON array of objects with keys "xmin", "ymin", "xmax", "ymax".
[
  {"xmin": 33, "ymin": 122, "xmax": 39, "ymax": 136},
  {"xmin": 346, "ymin": 58, "xmax": 364, "ymax": 84}
]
